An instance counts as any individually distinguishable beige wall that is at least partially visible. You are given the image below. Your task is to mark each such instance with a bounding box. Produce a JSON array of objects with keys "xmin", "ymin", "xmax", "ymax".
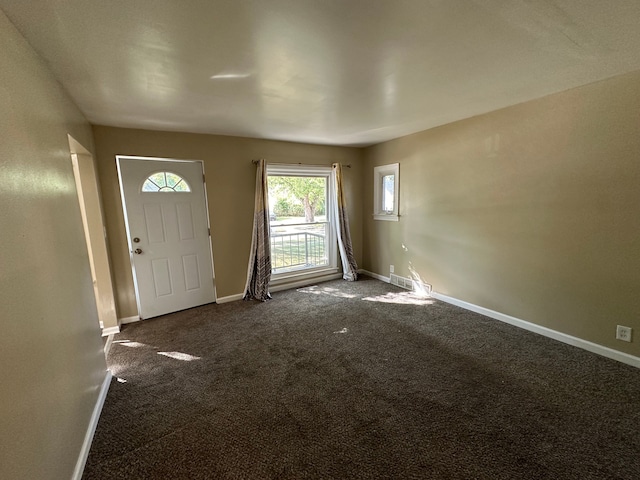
[
  {"xmin": 92, "ymin": 126, "xmax": 363, "ymax": 318},
  {"xmin": 363, "ymin": 70, "xmax": 640, "ymax": 357},
  {"xmin": 0, "ymin": 10, "xmax": 108, "ymax": 480}
]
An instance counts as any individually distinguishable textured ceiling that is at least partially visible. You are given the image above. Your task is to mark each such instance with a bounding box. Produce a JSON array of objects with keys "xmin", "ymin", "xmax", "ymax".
[{"xmin": 2, "ymin": 0, "xmax": 640, "ymax": 146}]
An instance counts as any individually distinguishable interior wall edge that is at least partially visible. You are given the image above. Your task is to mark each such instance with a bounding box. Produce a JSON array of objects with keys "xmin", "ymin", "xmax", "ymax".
[{"xmin": 71, "ymin": 371, "xmax": 112, "ymax": 480}]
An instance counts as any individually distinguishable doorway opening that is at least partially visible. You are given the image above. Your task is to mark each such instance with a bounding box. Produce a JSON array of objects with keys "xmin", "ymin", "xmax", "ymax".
[{"xmin": 68, "ymin": 135, "xmax": 119, "ymax": 336}]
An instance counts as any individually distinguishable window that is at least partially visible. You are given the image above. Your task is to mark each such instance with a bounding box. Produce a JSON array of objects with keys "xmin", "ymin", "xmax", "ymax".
[
  {"xmin": 142, "ymin": 172, "xmax": 191, "ymax": 192},
  {"xmin": 382, "ymin": 174, "xmax": 395, "ymax": 213},
  {"xmin": 373, "ymin": 163, "xmax": 399, "ymax": 221},
  {"xmin": 267, "ymin": 165, "xmax": 337, "ymax": 278}
]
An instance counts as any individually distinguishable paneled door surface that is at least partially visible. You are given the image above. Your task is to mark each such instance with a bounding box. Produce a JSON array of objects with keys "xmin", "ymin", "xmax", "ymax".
[{"xmin": 118, "ymin": 158, "xmax": 215, "ymax": 319}]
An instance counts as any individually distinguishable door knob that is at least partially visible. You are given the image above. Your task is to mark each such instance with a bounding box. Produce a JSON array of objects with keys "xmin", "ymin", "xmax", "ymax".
[{"xmin": 134, "ymin": 248, "xmax": 143, "ymax": 255}]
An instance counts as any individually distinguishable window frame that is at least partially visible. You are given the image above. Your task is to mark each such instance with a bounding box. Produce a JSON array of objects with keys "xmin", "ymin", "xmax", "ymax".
[
  {"xmin": 373, "ymin": 163, "xmax": 399, "ymax": 221},
  {"xmin": 267, "ymin": 164, "xmax": 338, "ymax": 283}
]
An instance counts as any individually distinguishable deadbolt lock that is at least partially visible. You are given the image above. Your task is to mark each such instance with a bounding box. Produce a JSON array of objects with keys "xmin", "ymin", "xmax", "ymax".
[{"xmin": 133, "ymin": 237, "xmax": 140, "ymax": 243}]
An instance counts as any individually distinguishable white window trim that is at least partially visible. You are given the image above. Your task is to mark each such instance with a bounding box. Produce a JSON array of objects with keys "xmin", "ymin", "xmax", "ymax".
[
  {"xmin": 373, "ymin": 163, "xmax": 399, "ymax": 221},
  {"xmin": 266, "ymin": 164, "xmax": 338, "ymax": 281}
]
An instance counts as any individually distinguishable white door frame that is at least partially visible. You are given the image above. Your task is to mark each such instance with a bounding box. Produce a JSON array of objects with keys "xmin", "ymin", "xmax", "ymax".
[{"xmin": 116, "ymin": 155, "xmax": 217, "ymax": 319}]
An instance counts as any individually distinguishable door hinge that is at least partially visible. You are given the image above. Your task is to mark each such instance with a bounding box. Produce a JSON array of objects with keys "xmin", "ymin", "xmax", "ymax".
[
  {"xmin": 203, "ymin": 174, "xmax": 206, "ymax": 183},
  {"xmin": 208, "ymin": 227, "xmax": 211, "ymax": 236}
]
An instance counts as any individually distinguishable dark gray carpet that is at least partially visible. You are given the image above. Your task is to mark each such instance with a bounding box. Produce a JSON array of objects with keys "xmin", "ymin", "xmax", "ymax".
[{"xmin": 83, "ymin": 276, "xmax": 640, "ymax": 479}]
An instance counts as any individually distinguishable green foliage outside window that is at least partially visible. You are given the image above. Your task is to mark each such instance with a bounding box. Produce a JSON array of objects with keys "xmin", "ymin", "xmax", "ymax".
[{"xmin": 268, "ymin": 176, "xmax": 326, "ymax": 222}]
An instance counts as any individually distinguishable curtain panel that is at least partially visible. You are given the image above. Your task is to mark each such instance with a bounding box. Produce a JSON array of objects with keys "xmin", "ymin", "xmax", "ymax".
[
  {"xmin": 332, "ymin": 163, "xmax": 358, "ymax": 281},
  {"xmin": 243, "ymin": 159, "xmax": 272, "ymax": 301}
]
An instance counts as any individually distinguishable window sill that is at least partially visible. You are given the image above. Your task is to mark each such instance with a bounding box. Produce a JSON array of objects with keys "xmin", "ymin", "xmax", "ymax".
[
  {"xmin": 373, "ymin": 214, "xmax": 399, "ymax": 221},
  {"xmin": 270, "ymin": 266, "xmax": 340, "ymax": 287}
]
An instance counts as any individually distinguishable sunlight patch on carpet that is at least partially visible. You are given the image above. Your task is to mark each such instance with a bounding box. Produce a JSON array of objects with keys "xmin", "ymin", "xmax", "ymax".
[
  {"xmin": 114, "ymin": 340, "xmax": 148, "ymax": 348},
  {"xmin": 297, "ymin": 285, "xmax": 359, "ymax": 299},
  {"xmin": 158, "ymin": 351, "xmax": 201, "ymax": 362},
  {"xmin": 363, "ymin": 292, "xmax": 434, "ymax": 306}
]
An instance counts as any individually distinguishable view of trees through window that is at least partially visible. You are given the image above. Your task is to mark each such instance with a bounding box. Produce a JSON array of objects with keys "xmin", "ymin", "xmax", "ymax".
[{"xmin": 267, "ymin": 175, "xmax": 329, "ymax": 274}]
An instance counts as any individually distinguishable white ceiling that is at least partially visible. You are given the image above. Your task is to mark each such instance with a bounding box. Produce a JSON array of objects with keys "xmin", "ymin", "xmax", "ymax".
[{"xmin": 3, "ymin": 0, "xmax": 640, "ymax": 146}]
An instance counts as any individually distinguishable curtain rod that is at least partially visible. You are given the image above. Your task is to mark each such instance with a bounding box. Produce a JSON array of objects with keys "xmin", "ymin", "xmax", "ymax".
[{"xmin": 252, "ymin": 160, "xmax": 351, "ymax": 168}]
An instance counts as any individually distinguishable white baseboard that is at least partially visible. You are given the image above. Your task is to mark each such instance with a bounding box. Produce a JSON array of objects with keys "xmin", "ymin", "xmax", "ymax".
[
  {"xmin": 119, "ymin": 315, "xmax": 140, "ymax": 325},
  {"xmin": 216, "ymin": 293, "xmax": 244, "ymax": 304},
  {"xmin": 430, "ymin": 292, "xmax": 640, "ymax": 369},
  {"xmin": 359, "ymin": 269, "xmax": 640, "ymax": 369},
  {"xmin": 270, "ymin": 272, "xmax": 343, "ymax": 293},
  {"xmin": 358, "ymin": 269, "xmax": 390, "ymax": 283},
  {"xmin": 72, "ymin": 370, "xmax": 112, "ymax": 480},
  {"xmin": 101, "ymin": 325, "xmax": 120, "ymax": 336},
  {"xmin": 103, "ymin": 334, "xmax": 115, "ymax": 356}
]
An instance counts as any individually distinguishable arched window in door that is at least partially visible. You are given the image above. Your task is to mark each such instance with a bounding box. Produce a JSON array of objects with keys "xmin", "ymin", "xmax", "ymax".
[{"xmin": 142, "ymin": 172, "xmax": 191, "ymax": 192}]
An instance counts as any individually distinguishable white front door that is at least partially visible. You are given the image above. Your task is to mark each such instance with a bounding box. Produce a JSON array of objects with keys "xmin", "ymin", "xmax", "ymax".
[{"xmin": 118, "ymin": 157, "xmax": 215, "ymax": 319}]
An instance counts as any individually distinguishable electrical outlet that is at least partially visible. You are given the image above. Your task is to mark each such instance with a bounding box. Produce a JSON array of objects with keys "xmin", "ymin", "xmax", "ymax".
[
  {"xmin": 616, "ymin": 325, "xmax": 632, "ymax": 342},
  {"xmin": 390, "ymin": 265, "xmax": 394, "ymax": 273}
]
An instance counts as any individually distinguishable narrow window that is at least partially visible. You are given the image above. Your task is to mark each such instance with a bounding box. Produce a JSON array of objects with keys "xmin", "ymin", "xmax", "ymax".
[
  {"xmin": 142, "ymin": 172, "xmax": 191, "ymax": 192},
  {"xmin": 374, "ymin": 163, "xmax": 399, "ymax": 220},
  {"xmin": 382, "ymin": 174, "xmax": 395, "ymax": 213}
]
